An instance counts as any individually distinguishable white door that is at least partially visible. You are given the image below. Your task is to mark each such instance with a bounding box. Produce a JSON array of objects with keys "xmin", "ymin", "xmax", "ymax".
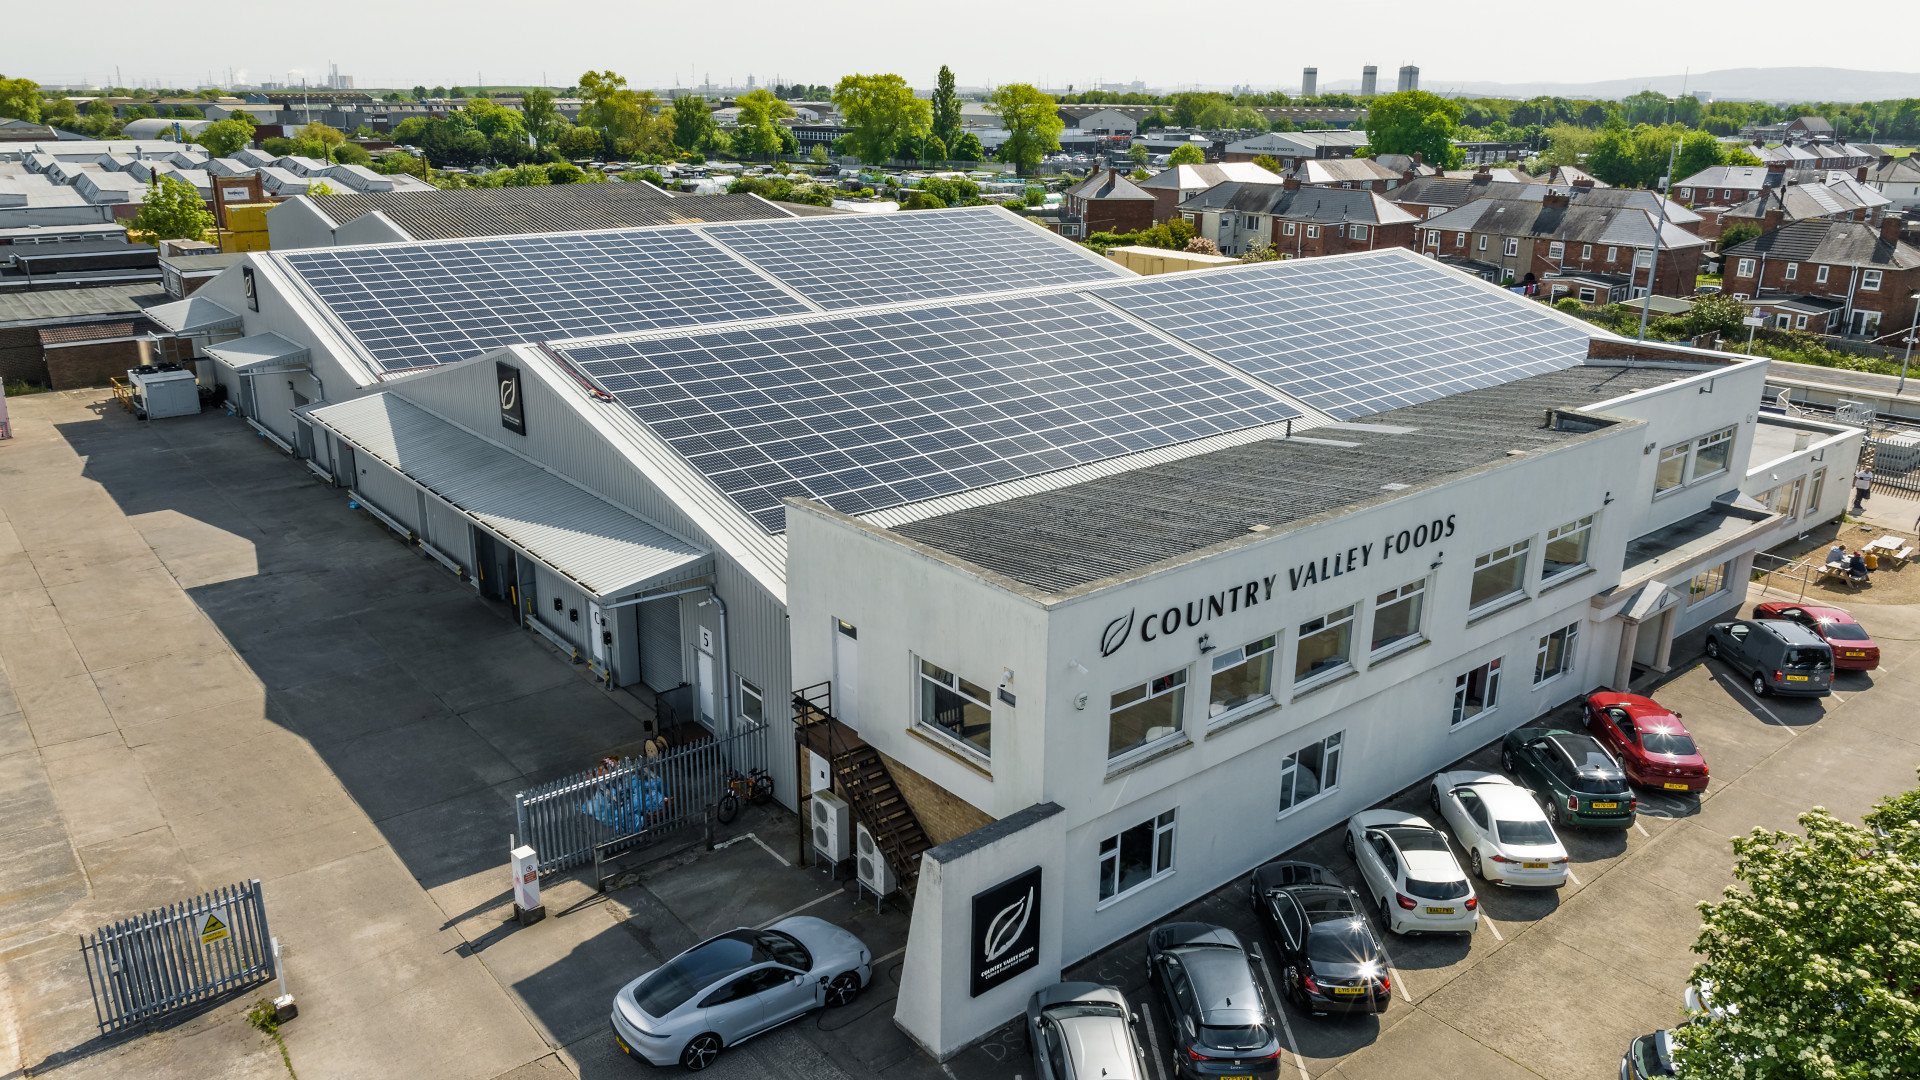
[
  {"xmin": 832, "ymin": 619, "xmax": 859, "ymax": 731},
  {"xmin": 587, "ymin": 602, "xmax": 606, "ymax": 665},
  {"xmin": 696, "ymin": 625, "xmax": 716, "ymax": 729}
]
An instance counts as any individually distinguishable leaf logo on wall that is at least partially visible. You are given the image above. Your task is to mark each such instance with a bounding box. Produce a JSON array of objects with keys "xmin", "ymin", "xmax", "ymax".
[
  {"xmin": 983, "ymin": 888, "xmax": 1033, "ymax": 964},
  {"xmin": 1100, "ymin": 610, "xmax": 1135, "ymax": 657}
]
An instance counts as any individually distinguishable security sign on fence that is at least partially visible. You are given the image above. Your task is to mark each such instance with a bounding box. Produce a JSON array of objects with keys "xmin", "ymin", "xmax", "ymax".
[{"xmin": 81, "ymin": 880, "xmax": 275, "ymax": 1035}]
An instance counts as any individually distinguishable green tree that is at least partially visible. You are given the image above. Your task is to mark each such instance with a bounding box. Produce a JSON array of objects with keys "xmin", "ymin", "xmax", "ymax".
[
  {"xmin": 930, "ymin": 65, "xmax": 962, "ymax": 148},
  {"xmin": 1365, "ymin": 91, "xmax": 1465, "ymax": 169},
  {"xmin": 1585, "ymin": 123, "xmax": 1638, "ymax": 186},
  {"xmin": 410, "ymin": 85, "xmax": 428, "ymax": 101},
  {"xmin": 1128, "ymin": 143, "xmax": 1150, "ymax": 166},
  {"xmin": 0, "ymin": 75, "xmax": 44, "ymax": 123},
  {"xmin": 1251, "ymin": 154, "xmax": 1281, "ymax": 174},
  {"xmin": 555, "ymin": 126, "xmax": 603, "ymax": 159},
  {"xmin": 522, "ymin": 89, "xmax": 563, "ymax": 145},
  {"xmin": 1672, "ymin": 782, "xmax": 1920, "ymax": 1079},
  {"xmin": 306, "ymin": 180, "xmax": 338, "ymax": 197},
  {"xmin": 735, "ymin": 88, "xmax": 795, "ymax": 156},
  {"xmin": 578, "ymin": 71, "xmax": 665, "ymax": 157},
  {"xmin": 1168, "ymin": 143, "xmax": 1205, "ymax": 166},
  {"xmin": 1680, "ymin": 293, "xmax": 1747, "ymax": 339},
  {"xmin": 1718, "ymin": 222, "xmax": 1762, "ymax": 251},
  {"xmin": 1671, "ymin": 129, "xmax": 1726, "ymax": 187},
  {"xmin": 1727, "ymin": 147, "xmax": 1763, "ymax": 167},
  {"xmin": 832, "ymin": 73, "xmax": 931, "ymax": 164},
  {"xmin": 193, "ymin": 118, "xmax": 253, "ymax": 157},
  {"xmin": 809, "ymin": 143, "xmax": 830, "ymax": 164},
  {"xmin": 43, "ymin": 97, "xmax": 78, "ymax": 128},
  {"xmin": 987, "ymin": 83, "xmax": 1063, "ymax": 174},
  {"xmin": 330, "ymin": 142, "xmax": 372, "ymax": 166},
  {"xmin": 130, "ymin": 173, "xmax": 214, "ymax": 242},
  {"xmin": 668, "ymin": 93, "xmax": 718, "ymax": 153},
  {"xmin": 430, "ymin": 86, "xmax": 447, "ymax": 98},
  {"xmin": 949, "ymin": 131, "xmax": 985, "ymax": 163},
  {"xmin": 295, "ymin": 122, "xmax": 345, "ymax": 149},
  {"xmin": 921, "ymin": 135, "xmax": 947, "ymax": 163}
]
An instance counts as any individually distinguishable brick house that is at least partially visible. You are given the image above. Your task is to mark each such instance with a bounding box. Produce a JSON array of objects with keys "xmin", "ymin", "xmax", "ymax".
[
  {"xmin": 1721, "ymin": 216, "xmax": 1920, "ymax": 338},
  {"xmin": 1384, "ymin": 175, "xmax": 1705, "ymax": 235},
  {"xmin": 1292, "ymin": 157, "xmax": 1407, "ymax": 192},
  {"xmin": 1673, "ymin": 165, "xmax": 1780, "ymax": 208},
  {"xmin": 1178, "ymin": 178, "xmax": 1419, "ymax": 258},
  {"xmin": 1865, "ymin": 154, "xmax": 1920, "ymax": 213},
  {"xmin": 1061, "ymin": 169, "xmax": 1156, "ymax": 236},
  {"xmin": 1716, "ymin": 180, "xmax": 1890, "ymax": 236},
  {"xmin": 1134, "ymin": 162, "xmax": 1282, "ymax": 223},
  {"xmin": 1414, "ymin": 189, "xmax": 1707, "ymax": 297}
]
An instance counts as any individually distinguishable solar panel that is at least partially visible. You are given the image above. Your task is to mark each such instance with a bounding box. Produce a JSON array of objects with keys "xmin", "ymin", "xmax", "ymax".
[
  {"xmin": 279, "ymin": 229, "xmax": 812, "ymax": 374},
  {"xmin": 560, "ymin": 294, "xmax": 1301, "ymax": 533},
  {"xmin": 702, "ymin": 207, "xmax": 1128, "ymax": 310},
  {"xmin": 1097, "ymin": 251, "xmax": 1595, "ymax": 420}
]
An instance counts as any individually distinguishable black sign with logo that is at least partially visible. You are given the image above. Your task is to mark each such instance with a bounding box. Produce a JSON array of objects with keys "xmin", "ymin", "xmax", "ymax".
[
  {"xmin": 242, "ymin": 265, "xmax": 258, "ymax": 311},
  {"xmin": 497, "ymin": 362, "xmax": 526, "ymax": 436},
  {"xmin": 970, "ymin": 866, "xmax": 1042, "ymax": 997}
]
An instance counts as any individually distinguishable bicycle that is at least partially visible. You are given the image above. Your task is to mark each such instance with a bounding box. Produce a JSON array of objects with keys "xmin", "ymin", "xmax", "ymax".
[{"xmin": 714, "ymin": 767, "xmax": 774, "ymax": 825}]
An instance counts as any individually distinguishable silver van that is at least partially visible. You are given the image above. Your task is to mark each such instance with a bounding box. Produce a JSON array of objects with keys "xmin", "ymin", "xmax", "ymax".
[{"xmin": 1704, "ymin": 619, "xmax": 1834, "ymax": 697}]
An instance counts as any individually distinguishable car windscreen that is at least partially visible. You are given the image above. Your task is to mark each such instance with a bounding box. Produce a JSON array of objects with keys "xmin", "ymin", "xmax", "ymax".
[
  {"xmin": 1404, "ymin": 878, "xmax": 1471, "ymax": 900},
  {"xmin": 1639, "ymin": 731, "xmax": 1698, "ymax": 756},
  {"xmin": 1199, "ymin": 1024, "xmax": 1271, "ymax": 1052},
  {"xmin": 1821, "ymin": 622, "xmax": 1870, "ymax": 641},
  {"xmin": 1379, "ymin": 826, "xmax": 1448, "ymax": 852},
  {"xmin": 1784, "ymin": 647, "xmax": 1832, "ymax": 669},
  {"xmin": 634, "ymin": 932, "xmax": 760, "ymax": 1016},
  {"xmin": 1631, "ymin": 1033, "xmax": 1676, "ymax": 1077},
  {"xmin": 1304, "ymin": 921, "xmax": 1377, "ymax": 964},
  {"xmin": 1495, "ymin": 819, "xmax": 1558, "ymax": 845}
]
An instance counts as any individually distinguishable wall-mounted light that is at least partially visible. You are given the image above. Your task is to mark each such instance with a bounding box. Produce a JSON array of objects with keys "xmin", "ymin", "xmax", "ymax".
[
  {"xmin": 1604, "ymin": 490, "xmax": 1615, "ymax": 505},
  {"xmin": 1430, "ymin": 550, "xmax": 1445, "ymax": 570},
  {"xmin": 1000, "ymin": 667, "xmax": 1015, "ymax": 688},
  {"xmin": 1644, "ymin": 441, "xmax": 1657, "ymax": 454},
  {"xmin": 569, "ymin": 608, "xmax": 579, "ymax": 622},
  {"xmin": 1197, "ymin": 633, "xmax": 1216, "ymax": 654},
  {"xmin": 1073, "ymin": 692, "xmax": 1089, "ymax": 711},
  {"xmin": 1698, "ymin": 378, "xmax": 1716, "ymax": 394},
  {"xmin": 553, "ymin": 597, "xmax": 563, "ymax": 612},
  {"xmin": 1067, "ymin": 659, "xmax": 1089, "ymax": 674}
]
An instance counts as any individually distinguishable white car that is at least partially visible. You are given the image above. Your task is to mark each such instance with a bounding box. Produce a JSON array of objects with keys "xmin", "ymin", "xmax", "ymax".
[
  {"xmin": 1344, "ymin": 811, "xmax": 1478, "ymax": 935},
  {"xmin": 1429, "ymin": 771, "xmax": 1570, "ymax": 887}
]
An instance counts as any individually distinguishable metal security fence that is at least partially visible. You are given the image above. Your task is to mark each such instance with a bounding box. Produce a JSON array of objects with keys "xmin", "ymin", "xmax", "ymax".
[
  {"xmin": 515, "ymin": 723, "xmax": 770, "ymax": 876},
  {"xmin": 81, "ymin": 880, "xmax": 275, "ymax": 1036}
]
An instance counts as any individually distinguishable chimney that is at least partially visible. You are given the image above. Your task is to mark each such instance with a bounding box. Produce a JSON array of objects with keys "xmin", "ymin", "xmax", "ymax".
[
  {"xmin": 1402, "ymin": 168, "xmax": 1416, "ymax": 183},
  {"xmin": 1541, "ymin": 188, "xmax": 1570, "ymax": 208},
  {"xmin": 1472, "ymin": 167, "xmax": 1493, "ymax": 182},
  {"xmin": 1883, "ymin": 214, "xmax": 1904, "ymax": 246},
  {"xmin": 1763, "ymin": 207, "xmax": 1785, "ymax": 231},
  {"xmin": 1765, "ymin": 161, "xmax": 1788, "ymax": 187},
  {"xmin": 1572, "ymin": 175, "xmax": 1595, "ymax": 188},
  {"xmin": 1857, "ymin": 165, "xmax": 1868, "ymax": 182},
  {"xmin": 1283, "ymin": 172, "xmax": 1301, "ymax": 191},
  {"xmin": 1411, "ymin": 151, "xmax": 1422, "ymax": 166}
]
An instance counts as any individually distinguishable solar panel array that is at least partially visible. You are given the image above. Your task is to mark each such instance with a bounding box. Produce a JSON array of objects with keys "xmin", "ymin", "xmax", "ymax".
[
  {"xmin": 559, "ymin": 295, "xmax": 1301, "ymax": 532},
  {"xmin": 1098, "ymin": 252, "xmax": 1594, "ymax": 420},
  {"xmin": 701, "ymin": 208, "xmax": 1128, "ymax": 310},
  {"xmin": 279, "ymin": 229, "xmax": 813, "ymax": 373}
]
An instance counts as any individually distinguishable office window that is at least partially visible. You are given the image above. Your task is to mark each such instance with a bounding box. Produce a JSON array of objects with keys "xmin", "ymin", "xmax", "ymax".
[
  {"xmin": 1277, "ymin": 732, "xmax": 1342, "ymax": 815},
  {"xmin": 1815, "ymin": 265, "xmax": 1829, "ymax": 284},
  {"xmin": 1306, "ymin": 225, "xmax": 1321, "ymax": 238},
  {"xmin": 1693, "ymin": 427, "xmax": 1735, "ymax": 479},
  {"xmin": 1863, "ymin": 270, "xmax": 1883, "ymax": 291},
  {"xmin": 1581, "ymin": 243, "xmax": 1593, "ymax": 259},
  {"xmin": 1542, "ymin": 515, "xmax": 1594, "ymax": 579},
  {"xmin": 1451, "ymin": 659, "xmax": 1501, "ymax": 726},
  {"xmin": 1548, "ymin": 241, "xmax": 1565, "ymax": 260},
  {"xmin": 739, "ymin": 679, "xmax": 765, "ymax": 727},
  {"xmin": 1209, "ymin": 635, "xmax": 1276, "ymax": 718},
  {"xmin": 1284, "ymin": 222, "xmax": 1298, "ymax": 236},
  {"xmin": 1109, "ymin": 669, "xmax": 1186, "ymax": 759},
  {"xmin": 1469, "ymin": 540, "xmax": 1531, "ymax": 611},
  {"xmin": 1503, "ymin": 237, "xmax": 1519, "ymax": 257},
  {"xmin": 1351, "ymin": 224, "xmax": 1368, "ymax": 241},
  {"xmin": 1533, "ymin": 623, "xmax": 1579, "ymax": 684},
  {"xmin": 1688, "ymin": 562, "xmax": 1729, "ymax": 607},
  {"xmin": 1478, "ymin": 234, "xmax": 1489, "ymax": 251},
  {"xmin": 1784, "ymin": 262, "xmax": 1799, "ymax": 281},
  {"xmin": 1295, "ymin": 605, "xmax": 1355, "ymax": 684},
  {"xmin": 1371, "ymin": 580, "xmax": 1426, "ymax": 653},
  {"xmin": 1655, "ymin": 442, "xmax": 1689, "ymax": 492},
  {"xmin": 918, "ymin": 659, "xmax": 992, "ymax": 758},
  {"xmin": 1098, "ymin": 809, "xmax": 1176, "ymax": 903},
  {"xmin": 1807, "ymin": 467, "xmax": 1826, "ymax": 513}
]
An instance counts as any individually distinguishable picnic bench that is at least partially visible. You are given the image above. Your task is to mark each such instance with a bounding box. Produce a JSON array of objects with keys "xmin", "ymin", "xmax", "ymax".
[{"xmin": 1866, "ymin": 535, "xmax": 1915, "ymax": 568}]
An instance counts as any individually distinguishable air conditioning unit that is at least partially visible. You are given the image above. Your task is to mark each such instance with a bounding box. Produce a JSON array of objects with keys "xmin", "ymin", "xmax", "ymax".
[
  {"xmin": 856, "ymin": 822, "xmax": 897, "ymax": 896},
  {"xmin": 811, "ymin": 791, "xmax": 851, "ymax": 863}
]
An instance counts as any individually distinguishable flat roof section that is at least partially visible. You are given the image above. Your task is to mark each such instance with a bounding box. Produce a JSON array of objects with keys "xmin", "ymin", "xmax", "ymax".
[{"xmin": 890, "ymin": 365, "xmax": 1690, "ymax": 594}]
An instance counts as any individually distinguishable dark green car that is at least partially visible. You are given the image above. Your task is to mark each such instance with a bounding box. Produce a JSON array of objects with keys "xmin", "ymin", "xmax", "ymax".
[{"xmin": 1500, "ymin": 727, "xmax": 1636, "ymax": 829}]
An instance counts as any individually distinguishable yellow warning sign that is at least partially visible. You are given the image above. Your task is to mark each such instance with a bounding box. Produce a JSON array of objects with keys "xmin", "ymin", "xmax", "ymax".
[{"xmin": 198, "ymin": 909, "xmax": 230, "ymax": 945}]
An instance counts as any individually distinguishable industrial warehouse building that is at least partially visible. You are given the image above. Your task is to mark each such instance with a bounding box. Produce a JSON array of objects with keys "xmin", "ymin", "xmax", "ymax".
[{"xmin": 137, "ymin": 208, "xmax": 1859, "ymax": 1057}]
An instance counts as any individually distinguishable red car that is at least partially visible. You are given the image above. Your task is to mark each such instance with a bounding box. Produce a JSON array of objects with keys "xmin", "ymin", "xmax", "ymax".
[
  {"xmin": 1751, "ymin": 603, "xmax": 1879, "ymax": 671},
  {"xmin": 1583, "ymin": 693, "xmax": 1709, "ymax": 793}
]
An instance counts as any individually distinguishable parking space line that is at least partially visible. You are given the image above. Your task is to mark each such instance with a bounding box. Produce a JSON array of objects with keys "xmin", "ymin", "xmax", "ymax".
[
  {"xmin": 1480, "ymin": 913, "xmax": 1503, "ymax": 941},
  {"xmin": 1634, "ymin": 820, "xmax": 1650, "ymax": 838},
  {"xmin": 712, "ymin": 831, "xmax": 793, "ymax": 866},
  {"xmin": 874, "ymin": 945, "xmax": 906, "ymax": 965},
  {"xmin": 753, "ymin": 889, "xmax": 844, "ymax": 929},
  {"xmin": 1565, "ymin": 866, "xmax": 1581, "ymax": 886},
  {"xmin": 1726, "ymin": 677, "xmax": 1799, "ymax": 735},
  {"xmin": 1137, "ymin": 997, "xmax": 1171, "ymax": 1080},
  {"xmin": 1253, "ymin": 955, "xmax": 1311, "ymax": 1080}
]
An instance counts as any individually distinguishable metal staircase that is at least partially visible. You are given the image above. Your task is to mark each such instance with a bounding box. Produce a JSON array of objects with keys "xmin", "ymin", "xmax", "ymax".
[{"xmin": 793, "ymin": 683, "xmax": 932, "ymax": 898}]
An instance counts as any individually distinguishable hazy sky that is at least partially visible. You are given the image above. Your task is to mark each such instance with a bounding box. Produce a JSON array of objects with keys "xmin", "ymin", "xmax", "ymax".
[{"xmin": 4, "ymin": 0, "xmax": 1893, "ymax": 91}]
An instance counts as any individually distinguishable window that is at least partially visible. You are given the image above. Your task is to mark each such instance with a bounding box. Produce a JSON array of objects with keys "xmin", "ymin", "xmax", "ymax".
[
  {"xmin": 1454, "ymin": 231, "xmax": 1466, "ymax": 247},
  {"xmin": 1306, "ymin": 224, "xmax": 1321, "ymax": 238},
  {"xmin": 1478, "ymin": 234, "xmax": 1489, "ymax": 251},
  {"xmin": 1109, "ymin": 669, "xmax": 1186, "ymax": 759},
  {"xmin": 1183, "ymin": 213, "xmax": 1195, "ymax": 225},
  {"xmin": 1688, "ymin": 562, "xmax": 1729, "ymax": 607},
  {"xmin": 740, "ymin": 679, "xmax": 766, "ymax": 727},
  {"xmin": 1578, "ymin": 286, "xmax": 1597, "ymax": 303},
  {"xmin": 1807, "ymin": 467, "xmax": 1826, "ymax": 512},
  {"xmin": 1351, "ymin": 224, "xmax": 1368, "ymax": 241},
  {"xmin": 1606, "ymin": 246, "xmax": 1619, "ymax": 263},
  {"xmin": 918, "ymin": 659, "xmax": 991, "ymax": 758},
  {"xmin": 1277, "ymin": 732, "xmax": 1342, "ymax": 814},
  {"xmin": 1723, "ymin": 189, "xmax": 1732, "ymax": 200},
  {"xmin": 1533, "ymin": 623, "xmax": 1579, "ymax": 684},
  {"xmin": 1469, "ymin": 539, "xmax": 1531, "ymax": 611},
  {"xmin": 1635, "ymin": 249, "xmax": 1653, "ymax": 268},
  {"xmin": 1542, "ymin": 515, "xmax": 1594, "ymax": 579},
  {"xmin": 1784, "ymin": 262, "xmax": 1798, "ymax": 281},
  {"xmin": 1776, "ymin": 313, "xmax": 1792, "ymax": 330},
  {"xmin": 1548, "ymin": 241, "xmax": 1565, "ymax": 260},
  {"xmin": 1372, "ymin": 580, "xmax": 1426, "ymax": 653},
  {"xmin": 1862, "ymin": 270, "xmax": 1883, "ymax": 291},
  {"xmin": 1692, "ymin": 427, "xmax": 1735, "ymax": 479},
  {"xmin": 1295, "ymin": 606, "xmax": 1355, "ymax": 684},
  {"xmin": 1734, "ymin": 257, "xmax": 1754, "ymax": 277},
  {"xmin": 1451, "ymin": 659, "xmax": 1501, "ymax": 726},
  {"xmin": 1655, "ymin": 442, "xmax": 1689, "ymax": 492},
  {"xmin": 1284, "ymin": 222, "xmax": 1297, "ymax": 236},
  {"xmin": 1815, "ymin": 264, "xmax": 1829, "ymax": 284},
  {"xmin": 1758, "ymin": 480, "xmax": 1800, "ymax": 517},
  {"xmin": 1098, "ymin": 809, "xmax": 1175, "ymax": 903},
  {"xmin": 1208, "ymin": 635, "xmax": 1276, "ymax": 719},
  {"xmin": 1581, "ymin": 243, "xmax": 1593, "ymax": 259},
  {"xmin": 1503, "ymin": 237, "xmax": 1519, "ymax": 257},
  {"xmin": 1796, "ymin": 314, "xmax": 1808, "ymax": 329}
]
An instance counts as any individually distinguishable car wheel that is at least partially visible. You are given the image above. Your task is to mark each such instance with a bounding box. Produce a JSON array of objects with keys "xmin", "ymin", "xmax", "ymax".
[
  {"xmin": 1501, "ymin": 750, "xmax": 1516, "ymax": 774},
  {"xmin": 680, "ymin": 1033, "xmax": 722, "ymax": 1071},
  {"xmin": 1286, "ymin": 966, "xmax": 1305, "ymax": 1008},
  {"xmin": 1430, "ymin": 786, "xmax": 1443, "ymax": 816},
  {"xmin": 825, "ymin": 971, "xmax": 861, "ymax": 1007},
  {"xmin": 1752, "ymin": 671, "xmax": 1769, "ymax": 696},
  {"xmin": 1471, "ymin": 850, "xmax": 1485, "ymax": 880},
  {"xmin": 1704, "ymin": 637, "xmax": 1720, "ymax": 659}
]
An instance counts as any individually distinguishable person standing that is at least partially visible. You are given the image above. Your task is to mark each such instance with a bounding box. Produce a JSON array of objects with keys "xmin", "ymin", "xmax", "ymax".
[{"xmin": 1853, "ymin": 467, "xmax": 1874, "ymax": 511}]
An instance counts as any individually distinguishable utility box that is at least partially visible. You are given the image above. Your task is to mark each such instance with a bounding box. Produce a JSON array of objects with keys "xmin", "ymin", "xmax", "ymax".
[
  {"xmin": 127, "ymin": 366, "xmax": 201, "ymax": 419},
  {"xmin": 510, "ymin": 844, "xmax": 544, "ymax": 924}
]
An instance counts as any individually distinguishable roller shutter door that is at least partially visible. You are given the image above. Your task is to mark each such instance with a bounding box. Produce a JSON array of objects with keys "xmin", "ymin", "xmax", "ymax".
[{"xmin": 638, "ymin": 597, "xmax": 683, "ymax": 693}]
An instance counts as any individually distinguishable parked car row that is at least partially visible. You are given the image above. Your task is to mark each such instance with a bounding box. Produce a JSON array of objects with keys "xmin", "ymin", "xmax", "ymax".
[{"xmin": 1703, "ymin": 603, "xmax": 1879, "ymax": 700}]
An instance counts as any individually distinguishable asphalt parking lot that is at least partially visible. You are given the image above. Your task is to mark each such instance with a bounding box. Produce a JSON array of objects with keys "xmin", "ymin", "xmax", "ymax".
[{"xmin": 944, "ymin": 586, "xmax": 1920, "ymax": 1080}]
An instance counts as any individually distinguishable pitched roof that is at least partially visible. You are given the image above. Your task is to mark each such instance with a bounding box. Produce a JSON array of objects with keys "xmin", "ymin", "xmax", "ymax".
[
  {"xmin": 1178, "ymin": 182, "xmax": 1418, "ymax": 225},
  {"xmin": 38, "ymin": 320, "xmax": 139, "ymax": 344},
  {"xmin": 1422, "ymin": 198, "xmax": 1706, "ymax": 249},
  {"xmin": 1372, "ymin": 154, "xmax": 1436, "ymax": 177},
  {"xmin": 1675, "ymin": 165, "xmax": 1777, "ymax": 190},
  {"xmin": 302, "ymin": 183, "xmax": 797, "ymax": 240},
  {"xmin": 0, "ymin": 284, "xmax": 167, "ymax": 327},
  {"xmin": 1134, "ymin": 162, "xmax": 1281, "ymax": 192},
  {"xmin": 1721, "ymin": 219, "xmax": 1920, "ymax": 269},
  {"xmin": 1385, "ymin": 177, "xmax": 1701, "ymax": 226},
  {"xmin": 1721, "ymin": 181, "xmax": 1888, "ymax": 224},
  {"xmin": 1541, "ymin": 165, "xmax": 1606, "ymax": 188},
  {"xmin": 1294, "ymin": 157, "xmax": 1401, "ymax": 185}
]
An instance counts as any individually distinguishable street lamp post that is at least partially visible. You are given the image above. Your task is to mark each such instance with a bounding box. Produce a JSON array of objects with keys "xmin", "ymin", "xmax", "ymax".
[
  {"xmin": 1636, "ymin": 138, "xmax": 1681, "ymax": 342},
  {"xmin": 1901, "ymin": 290, "xmax": 1920, "ymax": 397}
]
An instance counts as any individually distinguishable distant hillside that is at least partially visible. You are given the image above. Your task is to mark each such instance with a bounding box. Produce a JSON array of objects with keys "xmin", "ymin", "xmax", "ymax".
[{"xmin": 1316, "ymin": 67, "xmax": 1920, "ymax": 103}]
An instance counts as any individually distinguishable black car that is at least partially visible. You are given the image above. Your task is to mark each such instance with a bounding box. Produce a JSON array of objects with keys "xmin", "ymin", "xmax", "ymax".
[
  {"xmin": 1145, "ymin": 922, "xmax": 1283, "ymax": 1079},
  {"xmin": 1501, "ymin": 726, "xmax": 1636, "ymax": 829},
  {"xmin": 1248, "ymin": 861, "xmax": 1390, "ymax": 1016}
]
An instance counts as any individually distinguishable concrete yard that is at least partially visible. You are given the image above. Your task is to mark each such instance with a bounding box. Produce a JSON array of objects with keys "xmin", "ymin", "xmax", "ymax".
[{"xmin": 2, "ymin": 388, "xmax": 1917, "ymax": 1080}]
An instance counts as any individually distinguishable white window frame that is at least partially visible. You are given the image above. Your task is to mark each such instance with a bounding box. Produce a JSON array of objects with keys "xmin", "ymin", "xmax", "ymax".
[
  {"xmin": 1784, "ymin": 262, "xmax": 1798, "ymax": 281},
  {"xmin": 1370, "ymin": 579, "xmax": 1427, "ymax": 656},
  {"xmin": 1276, "ymin": 731, "xmax": 1343, "ymax": 817},
  {"xmin": 1469, "ymin": 539, "xmax": 1532, "ymax": 614},
  {"xmin": 1541, "ymin": 514, "xmax": 1595, "ymax": 582},
  {"xmin": 1796, "ymin": 314, "xmax": 1808, "ymax": 329},
  {"xmin": 1815, "ymin": 264, "xmax": 1829, "ymax": 284},
  {"xmin": 1547, "ymin": 241, "xmax": 1565, "ymax": 260},
  {"xmin": 1097, "ymin": 808, "xmax": 1176, "ymax": 907},
  {"xmin": 1108, "ymin": 669, "xmax": 1187, "ymax": 762},
  {"xmin": 1306, "ymin": 224, "xmax": 1321, "ymax": 238},
  {"xmin": 739, "ymin": 678, "xmax": 766, "ymax": 729},
  {"xmin": 1862, "ymin": 269, "xmax": 1883, "ymax": 291},
  {"xmin": 1635, "ymin": 248, "xmax": 1653, "ymax": 269},
  {"xmin": 1294, "ymin": 605, "xmax": 1356, "ymax": 687},
  {"xmin": 1478, "ymin": 234, "xmax": 1489, "ymax": 251},
  {"xmin": 1607, "ymin": 246, "xmax": 1619, "ymax": 263},
  {"xmin": 1533, "ymin": 623, "xmax": 1580, "ymax": 685},
  {"xmin": 1807, "ymin": 467, "xmax": 1826, "ymax": 513},
  {"xmin": 1284, "ymin": 221, "xmax": 1298, "ymax": 236},
  {"xmin": 1581, "ymin": 243, "xmax": 1593, "ymax": 259},
  {"xmin": 1455, "ymin": 231, "xmax": 1466, "ymax": 247},
  {"xmin": 1735, "ymin": 258, "xmax": 1755, "ymax": 277},
  {"xmin": 917, "ymin": 658, "xmax": 993, "ymax": 762},
  {"xmin": 1578, "ymin": 286, "xmax": 1597, "ymax": 303},
  {"xmin": 1450, "ymin": 658, "xmax": 1501, "ymax": 727},
  {"xmin": 1503, "ymin": 237, "xmax": 1519, "ymax": 257},
  {"xmin": 1351, "ymin": 224, "xmax": 1368, "ymax": 241},
  {"xmin": 1207, "ymin": 634, "xmax": 1278, "ymax": 724},
  {"xmin": 1691, "ymin": 427, "xmax": 1736, "ymax": 482}
]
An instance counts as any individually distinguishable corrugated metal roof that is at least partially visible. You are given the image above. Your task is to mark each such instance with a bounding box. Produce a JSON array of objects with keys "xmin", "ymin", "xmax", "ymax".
[
  {"xmin": 205, "ymin": 332, "xmax": 308, "ymax": 370},
  {"xmin": 309, "ymin": 392, "xmax": 709, "ymax": 599},
  {"xmin": 144, "ymin": 294, "xmax": 243, "ymax": 334},
  {"xmin": 304, "ymin": 184, "xmax": 797, "ymax": 241},
  {"xmin": 0, "ymin": 283, "xmax": 168, "ymax": 327}
]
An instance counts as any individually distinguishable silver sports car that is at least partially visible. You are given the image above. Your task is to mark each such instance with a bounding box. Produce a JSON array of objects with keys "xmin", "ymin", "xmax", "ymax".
[{"xmin": 610, "ymin": 916, "xmax": 873, "ymax": 1071}]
